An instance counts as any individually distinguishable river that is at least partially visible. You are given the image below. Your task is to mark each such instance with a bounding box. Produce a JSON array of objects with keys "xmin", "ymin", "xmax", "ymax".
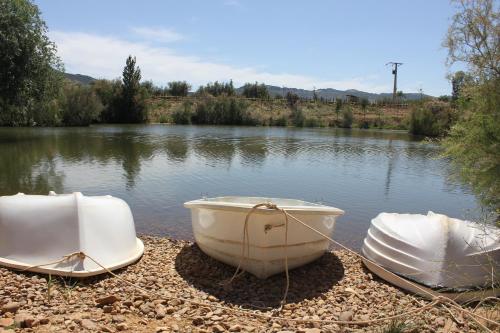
[{"xmin": 0, "ymin": 125, "xmax": 481, "ymax": 248}]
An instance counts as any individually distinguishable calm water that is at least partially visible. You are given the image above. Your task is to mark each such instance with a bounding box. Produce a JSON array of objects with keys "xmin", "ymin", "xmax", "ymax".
[{"xmin": 0, "ymin": 125, "xmax": 481, "ymax": 248}]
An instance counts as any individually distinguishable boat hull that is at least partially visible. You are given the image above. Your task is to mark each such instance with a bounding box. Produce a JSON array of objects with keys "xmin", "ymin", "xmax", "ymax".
[
  {"xmin": 361, "ymin": 211, "xmax": 500, "ymax": 301},
  {"xmin": 0, "ymin": 192, "xmax": 144, "ymax": 277},
  {"xmin": 185, "ymin": 197, "xmax": 344, "ymax": 279}
]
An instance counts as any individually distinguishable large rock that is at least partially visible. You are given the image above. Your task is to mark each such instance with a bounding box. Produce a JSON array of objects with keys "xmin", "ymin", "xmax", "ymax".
[
  {"xmin": 96, "ymin": 295, "xmax": 120, "ymax": 307},
  {"xmin": 1, "ymin": 303, "xmax": 20, "ymax": 314}
]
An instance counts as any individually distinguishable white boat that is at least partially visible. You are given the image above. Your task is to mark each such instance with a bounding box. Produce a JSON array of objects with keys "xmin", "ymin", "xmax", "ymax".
[
  {"xmin": 0, "ymin": 192, "xmax": 144, "ymax": 277},
  {"xmin": 184, "ymin": 196, "xmax": 344, "ymax": 279},
  {"xmin": 362, "ymin": 211, "xmax": 500, "ymax": 302}
]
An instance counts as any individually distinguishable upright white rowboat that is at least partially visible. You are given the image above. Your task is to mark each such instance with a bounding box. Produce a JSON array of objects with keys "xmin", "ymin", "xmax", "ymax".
[{"xmin": 185, "ymin": 196, "xmax": 344, "ymax": 279}]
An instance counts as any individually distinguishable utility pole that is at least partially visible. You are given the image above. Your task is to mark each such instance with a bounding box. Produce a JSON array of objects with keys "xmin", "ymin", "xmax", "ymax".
[{"xmin": 386, "ymin": 62, "xmax": 403, "ymax": 102}]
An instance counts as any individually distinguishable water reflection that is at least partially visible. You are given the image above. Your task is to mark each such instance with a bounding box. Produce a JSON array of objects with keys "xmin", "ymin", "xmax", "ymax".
[
  {"xmin": 163, "ymin": 136, "xmax": 189, "ymax": 162},
  {"xmin": 0, "ymin": 125, "xmax": 480, "ymax": 247},
  {"xmin": 193, "ymin": 137, "xmax": 236, "ymax": 166}
]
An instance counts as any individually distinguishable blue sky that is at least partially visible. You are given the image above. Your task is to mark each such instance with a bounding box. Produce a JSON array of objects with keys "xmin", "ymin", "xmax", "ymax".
[{"xmin": 37, "ymin": 0, "xmax": 461, "ymax": 96}]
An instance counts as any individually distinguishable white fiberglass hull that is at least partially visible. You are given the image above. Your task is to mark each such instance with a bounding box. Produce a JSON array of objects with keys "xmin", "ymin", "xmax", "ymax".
[
  {"xmin": 0, "ymin": 192, "xmax": 144, "ymax": 277},
  {"xmin": 362, "ymin": 212, "xmax": 500, "ymax": 296},
  {"xmin": 185, "ymin": 196, "xmax": 344, "ymax": 279}
]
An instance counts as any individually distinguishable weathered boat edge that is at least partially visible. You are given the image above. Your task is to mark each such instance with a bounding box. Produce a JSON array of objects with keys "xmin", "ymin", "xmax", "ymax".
[
  {"xmin": 0, "ymin": 238, "xmax": 144, "ymax": 277},
  {"xmin": 362, "ymin": 258, "xmax": 500, "ymax": 303}
]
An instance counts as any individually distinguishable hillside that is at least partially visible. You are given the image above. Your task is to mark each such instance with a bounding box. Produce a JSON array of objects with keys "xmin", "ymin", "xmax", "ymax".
[
  {"xmin": 257, "ymin": 85, "xmax": 431, "ymax": 101},
  {"xmin": 63, "ymin": 72, "xmax": 96, "ymax": 85},
  {"xmin": 62, "ymin": 72, "xmax": 432, "ymax": 101}
]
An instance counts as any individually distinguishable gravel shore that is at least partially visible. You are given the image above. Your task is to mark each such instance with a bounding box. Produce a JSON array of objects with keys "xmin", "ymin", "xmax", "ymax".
[{"xmin": 0, "ymin": 236, "xmax": 498, "ymax": 333}]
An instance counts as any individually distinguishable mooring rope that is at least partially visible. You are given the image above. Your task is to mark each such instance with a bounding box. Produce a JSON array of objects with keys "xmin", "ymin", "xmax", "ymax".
[
  {"xmin": 12, "ymin": 203, "xmax": 499, "ymax": 331},
  {"xmin": 225, "ymin": 203, "xmax": 498, "ymax": 331}
]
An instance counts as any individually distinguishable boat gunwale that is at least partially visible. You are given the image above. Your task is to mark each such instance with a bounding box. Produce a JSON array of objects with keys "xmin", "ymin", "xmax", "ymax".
[
  {"xmin": 184, "ymin": 197, "xmax": 344, "ymax": 215},
  {"xmin": 0, "ymin": 238, "xmax": 144, "ymax": 277}
]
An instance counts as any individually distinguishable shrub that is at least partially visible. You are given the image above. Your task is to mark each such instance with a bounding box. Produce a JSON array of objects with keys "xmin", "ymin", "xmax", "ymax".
[
  {"xmin": 196, "ymin": 81, "xmax": 235, "ymax": 97},
  {"xmin": 291, "ymin": 108, "xmax": 304, "ymax": 127},
  {"xmin": 171, "ymin": 102, "xmax": 192, "ymax": 124},
  {"xmin": 91, "ymin": 79, "xmax": 122, "ymax": 123},
  {"xmin": 192, "ymin": 97, "xmax": 251, "ymax": 125},
  {"xmin": 341, "ymin": 107, "xmax": 353, "ymax": 128},
  {"xmin": 304, "ymin": 116, "xmax": 325, "ymax": 127},
  {"xmin": 358, "ymin": 120, "xmax": 370, "ymax": 129},
  {"xmin": 241, "ymin": 82, "xmax": 269, "ymax": 99},
  {"xmin": 270, "ymin": 115, "xmax": 288, "ymax": 126},
  {"xmin": 168, "ymin": 81, "xmax": 191, "ymax": 97},
  {"xmin": 60, "ymin": 83, "xmax": 103, "ymax": 126},
  {"xmin": 286, "ymin": 92, "xmax": 300, "ymax": 107},
  {"xmin": 409, "ymin": 101, "xmax": 455, "ymax": 136}
]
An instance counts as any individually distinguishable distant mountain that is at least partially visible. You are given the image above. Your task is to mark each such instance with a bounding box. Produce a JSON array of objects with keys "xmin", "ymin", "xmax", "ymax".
[
  {"xmin": 63, "ymin": 72, "xmax": 431, "ymax": 100},
  {"xmin": 63, "ymin": 72, "xmax": 96, "ymax": 85},
  {"xmin": 257, "ymin": 85, "xmax": 431, "ymax": 101}
]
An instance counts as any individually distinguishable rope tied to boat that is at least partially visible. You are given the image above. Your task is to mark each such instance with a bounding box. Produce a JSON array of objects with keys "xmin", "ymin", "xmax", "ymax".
[
  {"xmin": 12, "ymin": 204, "xmax": 499, "ymax": 331},
  {"xmin": 225, "ymin": 203, "xmax": 499, "ymax": 331},
  {"xmin": 21, "ymin": 251, "xmax": 86, "ymax": 272}
]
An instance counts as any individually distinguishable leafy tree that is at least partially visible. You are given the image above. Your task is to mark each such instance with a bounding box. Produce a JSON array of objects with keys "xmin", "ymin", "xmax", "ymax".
[
  {"xmin": 341, "ymin": 106, "xmax": 353, "ymax": 128},
  {"xmin": 241, "ymin": 82, "xmax": 269, "ymax": 99},
  {"xmin": 196, "ymin": 80, "xmax": 235, "ymax": 97},
  {"xmin": 60, "ymin": 82, "xmax": 103, "ymax": 126},
  {"xmin": 286, "ymin": 92, "xmax": 300, "ymax": 107},
  {"xmin": 0, "ymin": 0, "xmax": 63, "ymax": 126},
  {"xmin": 91, "ymin": 79, "xmax": 122, "ymax": 122},
  {"xmin": 409, "ymin": 101, "xmax": 456, "ymax": 137},
  {"xmin": 360, "ymin": 98, "xmax": 369, "ymax": 120},
  {"xmin": 450, "ymin": 70, "xmax": 473, "ymax": 101},
  {"xmin": 441, "ymin": 0, "xmax": 500, "ymax": 214},
  {"xmin": 168, "ymin": 81, "xmax": 191, "ymax": 97},
  {"xmin": 118, "ymin": 55, "xmax": 145, "ymax": 123},
  {"xmin": 291, "ymin": 108, "xmax": 304, "ymax": 127},
  {"xmin": 335, "ymin": 98, "xmax": 343, "ymax": 121},
  {"xmin": 444, "ymin": 0, "xmax": 500, "ymax": 79}
]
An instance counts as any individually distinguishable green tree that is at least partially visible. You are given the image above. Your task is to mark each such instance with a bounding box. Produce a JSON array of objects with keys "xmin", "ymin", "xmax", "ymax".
[
  {"xmin": 441, "ymin": 0, "xmax": 500, "ymax": 214},
  {"xmin": 444, "ymin": 0, "xmax": 499, "ymax": 80},
  {"xmin": 360, "ymin": 98, "xmax": 369, "ymax": 120},
  {"xmin": 91, "ymin": 79, "xmax": 122, "ymax": 123},
  {"xmin": 335, "ymin": 98, "xmax": 343, "ymax": 121},
  {"xmin": 60, "ymin": 82, "xmax": 103, "ymax": 126},
  {"xmin": 119, "ymin": 55, "xmax": 145, "ymax": 123},
  {"xmin": 196, "ymin": 80, "xmax": 235, "ymax": 97},
  {"xmin": 451, "ymin": 71, "xmax": 467, "ymax": 101},
  {"xmin": 341, "ymin": 106, "xmax": 353, "ymax": 128},
  {"xmin": 286, "ymin": 92, "xmax": 300, "ymax": 107},
  {"xmin": 241, "ymin": 82, "xmax": 269, "ymax": 99},
  {"xmin": 0, "ymin": 0, "xmax": 63, "ymax": 126},
  {"xmin": 168, "ymin": 81, "xmax": 190, "ymax": 97}
]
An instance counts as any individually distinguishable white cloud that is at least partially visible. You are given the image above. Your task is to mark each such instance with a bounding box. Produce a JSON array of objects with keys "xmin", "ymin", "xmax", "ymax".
[
  {"xmin": 51, "ymin": 30, "xmax": 390, "ymax": 92},
  {"xmin": 131, "ymin": 27, "xmax": 184, "ymax": 43}
]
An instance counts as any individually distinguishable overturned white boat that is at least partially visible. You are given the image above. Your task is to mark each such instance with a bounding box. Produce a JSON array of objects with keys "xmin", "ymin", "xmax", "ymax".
[
  {"xmin": 362, "ymin": 211, "xmax": 500, "ymax": 302},
  {"xmin": 0, "ymin": 192, "xmax": 144, "ymax": 277},
  {"xmin": 184, "ymin": 196, "xmax": 344, "ymax": 279}
]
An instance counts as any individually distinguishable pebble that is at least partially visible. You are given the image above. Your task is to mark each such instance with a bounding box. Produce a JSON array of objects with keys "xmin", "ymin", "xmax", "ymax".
[
  {"xmin": 0, "ymin": 236, "xmax": 490, "ymax": 333},
  {"xmin": 0, "ymin": 302, "xmax": 19, "ymax": 314},
  {"xmin": 81, "ymin": 319, "xmax": 98, "ymax": 330},
  {"xmin": 116, "ymin": 323, "xmax": 128, "ymax": 331},
  {"xmin": 96, "ymin": 295, "xmax": 120, "ymax": 306},
  {"xmin": 0, "ymin": 318, "xmax": 14, "ymax": 327},
  {"xmin": 228, "ymin": 324, "xmax": 241, "ymax": 332},
  {"xmin": 339, "ymin": 311, "xmax": 353, "ymax": 321}
]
